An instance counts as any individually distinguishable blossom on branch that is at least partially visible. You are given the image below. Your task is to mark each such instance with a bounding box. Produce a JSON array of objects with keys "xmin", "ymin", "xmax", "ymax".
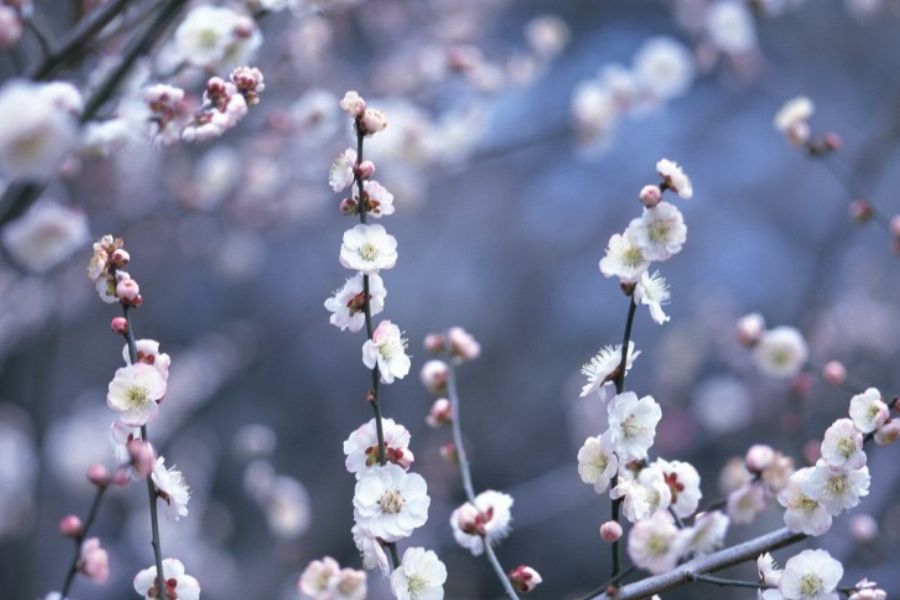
[
  {"xmin": 151, "ymin": 456, "xmax": 191, "ymax": 520},
  {"xmin": 343, "ymin": 417, "xmax": 414, "ymax": 474},
  {"xmin": 607, "ymin": 391, "xmax": 662, "ymax": 461},
  {"xmin": 390, "ymin": 547, "xmax": 447, "ymax": 600},
  {"xmin": 133, "ymin": 558, "xmax": 200, "ymax": 600},
  {"xmin": 580, "ymin": 341, "xmax": 640, "ymax": 401},
  {"xmin": 324, "ymin": 273, "xmax": 386, "ymax": 332},
  {"xmin": 339, "ymin": 224, "xmax": 398, "ymax": 275},
  {"xmin": 362, "ymin": 320, "xmax": 411, "ymax": 384},
  {"xmin": 450, "ymin": 490, "xmax": 514, "ymax": 556},
  {"xmin": 778, "ymin": 549, "xmax": 843, "ymax": 600},
  {"xmin": 106, "ymin": 363, "xmax": 167, "ymax": 426},
  {"xmin": 353, "ymin": 464, "xmax": 429, "ymax": 542}
]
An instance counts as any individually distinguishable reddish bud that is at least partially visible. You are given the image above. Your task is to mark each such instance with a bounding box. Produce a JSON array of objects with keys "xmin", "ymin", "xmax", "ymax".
[
  {"xmin": 86, "ymin": 464, "xmax": 111, "ymax": 487},
  {"xmin": 639, "ymin": 185, "xmax": 662, "ymax": 208},
  {"xmin": 426, "ymin": 398, "xmax": 452, "ymax": 428},
  {"xmin": 822, "ymin": 131, "xmax": 842, "ymax": 151},
  {"xmin": 423, "ymin": 333, "xmax": 446, "ymax": 354},
  {"xmin": 110, "ymin": 248, "xmax": 130, "ymax": 268},
  {"xmin": 110, "ymin": 317, "xmax": 129, "ymax": 335},
  {"xmin": 821, "ymin": 361, "xmax": 846, "ymax": 386},
  {"xmin": 116, "ymin": 279, "xmax": 140, "ymax": 304},
  {"xmin": 339, "ymin": 197, "xmax": 359, "ymax": 215},
  {"xmin": 849, "ymin": 200, "xmax": 873, "ymax": 223},
  {"xmin": 599, "ymin": 521, "xmax": 623, "ymax": 542},
  {"xmin": 508, "ymin": 566, "xmax": 543, "ymax": 594},
  {"xmin": 59, "ymin": 515, "xmax": 83, "ymax": 538},
  {"xmin": 420, "ymin": 360, "xmax": 449, "ymax": 395},
  {"xmin": 744, "ymin": 444, "xmax": 774, "ymax": 474},
  {"xmin": 355, "ymin": 160, "xmax": 376, "ymax": 180},
  {"xmin": 439, "ymin": 442, "xmax": 459, "ymax": 465},
  {"xmin": 127, "ymin": 439, "xmax": 155, "ymax": 478}
]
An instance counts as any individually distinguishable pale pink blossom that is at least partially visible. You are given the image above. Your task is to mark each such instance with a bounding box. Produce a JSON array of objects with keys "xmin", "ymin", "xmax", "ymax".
[
  {"xmin": 778, "ymin": 549, "xmax": 843, "ymax": 600},
  {"xmin": 656, "ymin": 158, "xmax": 693, "ymax": 198},
  {"xmin": 352, "ymin": 524, "xmax": 390, "ymax": 576},
  {"xmin": 599, "ymin": 229, "xmax": 650, "ymax": 283},
  {"xmin": 450, "ymin": 490, "xmax": 514, "ymax": 556},
  {"xmin": 358, "ymin": 109, "xmax": 387, "ymax": 136},
  {"xmin": 727, "ymin": 482, "xmax": 765, "ymax": 524},
  {"xmin": 343, "ymin": 417, "xmax": 414, "ymax": 474},
  {"xmin": 78, "ymin": 537, "xmax": 109, "ymax": 583},
  {"xmin": 652, "ymin": 458, "xmax": 701, "ymax": 518},
  {"xmin": 629, "ymin": 202, "xmax": 687, "ymax": 261},
  {"xmin": 447, "ymin": 326, "xmax": 481, "ymax": 362},
  {"xmin": 611, "ymin": 466, "xmax": 672, "ymax": 523},
  {"xmin": 775, "ymin": 96, "xmax": 814, "ymax": 146},
  {"xmin": 600, "ymin": 520, "xmax": 623, "ymax": 542},
  {"xmin": 508, "ymin": 565, "xmax": 543, "ymax": 594},
  {"xmin": 151, "ymin": 456, "xmax": 191, "ymax": 520},
  {"xmin": 685, "ymin": 511, "xmax": 729, "ymax": 556},
  {"xmin": 737, "ymin": 312, "xmax": 766, "ymax": 347},
  {"xmin": 0, "ymin": 199, "xmax": 89, "ymax": 274},
  {"xmin": 106, "ymin": 363, "xmax": 167, "ymax": 426},
  {"xmin": 425, "ymin": 398, "xmax": 452, "ymax": 427},
  {"xmin": 134, "ymin": 558, "xmax": 200, "ymax": 600},
  {"xmin": 362, "ymin": 320, "xmax": 411, "ymax": 384},
  {"xmin": 299, "ymin": 557, "xmax": 340, "ymax": 599},
  {"xmin": 358, "ymin": 180, "xmax": 395, "ymax": 217},
  {"xmin": 848, "ymin": 388, "xmax": 889, "ymax": 434},
  {"xmin": 339, "ymin": 91, "xmax": 366, "ymax": 117},
  {"xmin": 802, "ymin": 462, "xmax": 870, "ymax": 515},
  {"xmin": 634, "ymin": 270, "xmax": 671, "ymax": 325},
  {"xmin": 329, "ymin": 148, "xmax": 357, "ymax": 192},
  {"xmin": 324, "ymin": 273, "xmax": 386, "ymax": 332},
  {"xmin": 419, "ymin": 360, "xmax": 449, "ymax": 395},
  {"xmin": 123, "ymin": 339, "xmax": 171, "ymax": 380},
  {"xmin": 627, "ymin": 510, "xmax": 689, "ymax": 574}
]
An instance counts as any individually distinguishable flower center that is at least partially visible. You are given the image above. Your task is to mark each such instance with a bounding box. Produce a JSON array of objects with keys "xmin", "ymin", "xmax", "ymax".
[
  {"xmin": 126, "ymin": 385, "xmax": 150, "ymax": 409},
  {"xmin": 379, "ymin": 490, "xmax": 404, "ymax": 514},
  {"xmin": 836, "ymin": 437, "xmax": 856, "ymax": 459},
  {"xmin": 621, "ymin": 414, "xmax": 646, "ymax": 439},
  {"xmin": 827, "ymin": 475, "xmax": 848, "ymax": 496},
  {"xmin": 358, "ymin": 243, "xmax": 378, "ymax": 262},
  {"xmin": 407, "ymin": 573, "xmax": 428, "ymax": 597},
  {"xmin": 647, "ymin": 533, "xmax": 669, "ymax": 556},
  {"xmin": 623, "ymin": 247, "xmax": 644, "ymax": 268},
  {"xmin": 799, "ymin": 573, "xmax": 823, "ymax": 597},
  {"xmin": 648, "ymin": 221, "xmax": 670, "ymax": 243}
]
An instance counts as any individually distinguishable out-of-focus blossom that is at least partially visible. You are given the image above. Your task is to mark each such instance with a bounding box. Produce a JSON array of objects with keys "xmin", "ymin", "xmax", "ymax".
[
  {"xmin": 706, "ymin": 1, "xmax": 757, "ymax": 55},
  {"xmin": 173, "ymin": 5, "xmax": 261, "ymax": 71},
  {"xmin": 774, "ymin": 96, "xmax": 814, "ymax": 145},
  {"xmin": 627, "ymin": 510, "xmax": 689, "ymax": 574},
  {"xmin": 0, "ymin": 199, "xmax": 89, "ymax": 273},
  {"xmin": 524, "ymin": 15, "xmax": 570, "ymax": 58},
  {"xmin": 656, "ymin": 159, "xmax": 693, "ymax": 199},
  {"xmin": 633, "ymin": 37, "xmax": 695, "ymax": 102},
  {"xmin": 78, "ymin": 537, "xmax": 109, "ymax": 583},
  {"xmin": 752, "ymin": 326, "xmax": 808, "ymax": 378}
]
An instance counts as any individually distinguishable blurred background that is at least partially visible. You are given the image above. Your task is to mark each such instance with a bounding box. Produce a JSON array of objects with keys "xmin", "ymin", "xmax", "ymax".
[{"xmin": 1, "ymin": 0, "xmax": 900, "ymax": 598}]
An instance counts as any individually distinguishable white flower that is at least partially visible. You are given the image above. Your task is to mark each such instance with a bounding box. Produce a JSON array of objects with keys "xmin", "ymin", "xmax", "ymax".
[
  {"xmin": 629, "ymin": 202, "xmax": 687, "ymax": 261},
  {"xmin": 685, "ymin": 511, "xmax": 729, "ymax": 556},
  {"xmin": 123, "ymin": 339, "xmax": 171, "ymax": 380},
  {"xmin": 339, "ymin": 224, "xmax": 398, "ymax": 275},
  {"xmin": 802, "ymin": 462, "xmax": 870, "ymax": 515},
  {"xmin": 655, "ymin": 159, "xmax": 693, "ymax": 199},
  {"xmin": 607, "ymin": 391, "xmax": 662, "ymax": 461},
  {"xmin": 343, "ymin": 417, "xmax": 414, "ymax": 475},
  {"xmin": 633, "ymin": 37, "xmax": 695, "ymax": 102},
  {"xmin": 777, "ymin": 468, "xmax": 833, "ymax": 536},
  {"xmin": 0, "ymin": 80, "xmax": 78, "ymax": 179},
  {"xmin": 612, "ymin": 465, "xmax": 672, "ymax": 522},
  {"xmin": 362, "ymin": 320, "xmax": 411, "ymax": 384},
  {"xmin": 635, "ymin": 271, "xmax": 672, "ymax": 325},
  {"xmin": 706, "ymin": 1, "xmax": 757, "ymax": 54},
  {"xmin": 577, "ymin": 432, "xmax": 619, "ymax": 493},
  {"xmin": 0, "ymin": 199, "xmax": 89, "ymax": 273},
  {"xmin": 106, "ymin": 363, "xmax": 167, "ymax": 426},
  {"xmin": 848, "ymin": 388, "xmax": 889, "ymax": 434},
  {"xmin": 352, "ymin": 524, "xmax": 390, "ymax": 576},
  {"xmin": 599, "ymin": 230, "xmax": 650, "ymax": 283},
  {"xmin": 752, "ymin": 326, "xmax": 808, "ymax": 378},
  {"xmin": 627, "ymin": 510, "xmax": 689, "ymax": 574},
  {"xmin": 778, "ymin": 549, "xmax": 843, "ymax": 600},
  {"xmin": 299, "ymin": 556, "xmax": 367, "ymax": 600},
  {"xmin": 775, "ymin": 96, "xmax": 814, "ymax": 134},
  {"xmin": 133, "ymin": 558, "xmax": 200, "ymax": 600},
  {"xmin": 727, "ymin": 482, "xmax": 765, "ymax": 525},
  {"xmin": 450, "ymin": 490, "xmax": 514, "ymax": 556},
  {"xmin": 820, "ymin": 419, "xmax": 866, "ymax": 469},
  {"xmin": 652, "ymin": 458, "xmax": 701, "ymax": 518},
  {"xmin": 173, "ymin": 5, "xmax": 261, "ymax": 71},
  {"xmin": 324, "ymin": 273, "xmax": 386, "ymax": 332},
  {"xmin": 353, "ymin": 464, "xmax": 429, "ymax": 542},
  {"xmin": 329, "ymin": 147, "xmax": 357, "ymax": 192},
  {"xmin": 390, "ymin": 547, "xmax": 447, "ymax": 600},
  {"xmin": 759, "ymin": 552, "xmax": 782, "ymax": 587},
  {"xmin": 580, "ymin": 341, "xmax": 640, "ymax": 401},
  {"xmin": 152, "ymin": 456, "xmax": 191, "ymax": 520}
]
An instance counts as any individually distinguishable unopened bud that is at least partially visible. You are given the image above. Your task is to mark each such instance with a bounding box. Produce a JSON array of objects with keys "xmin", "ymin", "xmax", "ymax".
[
  {"xmin": 420, "ymin": 360, "xmax": 449, "ymax": 395},
  {"xmin": 822, "ymin": 131, "xmax": 842, "ymax": 151},
  {"xmin": 112, "ymin": 468, "xmax": 131, "ymax": 486},
  {"xmin": 600, "ymin": 520, "xmax": 623, "ymax": 542},
  {"xmin": 358, "ymin": 109, "xmax": 387, "ymax": 137},
  {"xmin": 849, "ymin": 200, "xmax": 873, "ymax": 223},
  {"xmin": 339, "ymin": 197, "xmax": 359, "ymax": 215},
  {"xmin": 426, "ymin": 398, "xmax": 452, "ymax": 428},
  {"xmin": 110, "ymin": 317, "xmax": 129, "ymax": 335},
  {"xmin": 116, "ymin": 279, "xmax": 140, "ymax": 304},
  {"xmin": 822, "ymin": 361, "xmax": 846, "ymax": 386},
  {"xmin": 849, "ymin": 514, "xmax": 878, "ymax": 543},
  {"xmin": 736, "ymin": 312, "xmax": 765, "ymax": 347},
  {"xmin": 439, "ymin": 442, "xmax": 459, "ymax": 465},
  {"xmin": 423, "ymin": 333, "xmax": 446, "ymax": 354},
  {"xmin": 455, "ymin": 503, "xmax": 484, "ymax": 535},
  {"xmin": 744, "ymin": 444, "xmax": 774, "ymax": 474},
  {"xmin": 508, "ymin": 566, "xmax": 543, "ymax": 594},
  {"xmin": 127, "ymin": 439, "xmax": 155, "ymax": 478},
  {"xmin": 59, "ymin": 515, "xmax": 83, "ymax": 538},
  {"xmin": 86, "ymin": 464, "xmax": 111, "ymax": 487},
  {"xmin": 110, "ymin": 248, "xmax": 130, "ymax": 268},
  {"xmin": 874, "ymin": 418, "xmax": 900, "ymax": 446},
  {"xmin": 638, "ymin": 185, "xmax": 662, "ymax": 208},
  {"xmin": 355, "ymin": 160, "xmax": 376, "ymax": 180},
  {"xmin": 448, "ymin": 327, "xmax": 481, "ymax": 362}
]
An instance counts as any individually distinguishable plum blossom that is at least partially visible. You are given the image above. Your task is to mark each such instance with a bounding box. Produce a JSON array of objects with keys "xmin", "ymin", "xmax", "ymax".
[
  {"xmin": 629, "ymin": 202, "xmax": 687, "ymax": 261},
  {"xmin": 627, "ymin": 510, "xmax": 689, "ymax": 574},
  {"xmin": 173, "ymin": 5, "xmax": 261, "ymax": 71},
  {"xmin": 611, "ymin": 465, "xmax": 672, "ymax": 522},
  {"xmin": 775, "ymin": 96, "xmax": 814, "ymax": 145},
  {"xmin": 848, "ymin": 388, "xmax": 889, "ymax": 434},
  {"xmin": 820, "ymin": 419, "xmax": 866, "ymax": 469},
  {"xmin": 656, "ymin": 158, "xmax": 693, "ymax": 199},
  {"xmin": 652, "ymin": 458, "xmax": 701, "ymax": 518},
  {"xmin": 339, "ymin": 224, "xmax": 398, "ymax": 275},
  {"xmin": 357, "ymin": 180, "xmax": 395, "ymax": 217},
  {"xmin": 802, "ymin": 462, "xmax": 870, "ymax": 515},
  {"xmin": 706, "ymin": 0, "xmax": 758, "ymax": 54},
  {"xmin": 508, "ymin": 565, "xmax": 543, "ymax": 594},
  {"xmin": 133, "ymin": 558, "xmax": 200, "ymax": 600},
  {"xmin": 106, "ymin": 363, "xmax": 167, "ymax": 426},
  {"xmin": 580, "ymin": 341, "xmax": 640, "ymax": 400},
  {"xmin": 329, "ymin": 148, "xmax": 357, "ymax": 192},
  {"xmin": 727, "ymin": 482, "xmax": 765, "ymax": 524},
  {"xmin": 777, "ymin": 468, "xmax": 832, "ymax": 536},
  {"xmin": 450, "ymin": 490, "xmax": 514, "ymax": 556},
  {"xmin": 123, "ymin": 340, "xmax": 171, "ymax": 380},
  {"xmin": 685, "ymin": 511, "xmax": 730, "ymax": 556},
  {"xmin": 607, "ymin": 391, "xmax": 662, "ymax": 461},
  {"xmin": 634, "ymin": 271, "xmax": 671, "ymax": 325},
  {"xmin": 390, "ymin": 547, "xmax": 446, "ymax": 600},
  {"xmin": 78, "ymin": 537, "xmax": 109, "ymax": 583},
  {"xmin": 599, "ymin": 229, "xmax": 650, "ymax": 283},
  {"xmin": 0, "ymin": 199, "xmax": 89, "ymax": 273},
  {"xmin": 353, "ymin": 464, "xmax": 429, "ymax": 542},
  {"xmin": 633, "ymin": 38, "xmax": 695, "ymax": 102},
  {"xmin": 362, "ymin": 320, "xmax": 411, "ymax": 384},
  {"xmin": 298, "ymin": 557, "xmax": 367, "ymax": 600},
  {"xmin": 752, "ymin": 326, "xmax": 808, "ymax": 378},
  {"xmin": 447, "ymin": 326, "xmax": 481, "ymax": 362},
  {"xmin": 339, "ymin": 91, "xmax": 366, "ymax": 118},
  {"xmin": 778, "ymin": 549, "xmax": 843, "ymax": 600},
  {"xmin": 324, "ymin": 273, "xmax": 386, "ymax": 332},
  {"xmin": 352, "ymin": 524, "xmax": 390, "ymax": 576},
  {"xmin": 343, "ymin": 417, "xmax": 414, "ymax": 474},
  {"xmin": 151, "ymin": 456, "xmax": 191, "ymax": 520},
  {"xmin": 577, "ymin": 432, "xmax": 619, "ymax": 493}
]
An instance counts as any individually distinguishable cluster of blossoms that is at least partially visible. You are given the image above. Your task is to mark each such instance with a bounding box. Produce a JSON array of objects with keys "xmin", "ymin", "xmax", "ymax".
[
  {"xmin": 303, "ymin": 92, "xmax": 444, "ymax": 600},
  {"xmin": 578, "ymin": 162, "xmax": 731, "ymax": 575}
]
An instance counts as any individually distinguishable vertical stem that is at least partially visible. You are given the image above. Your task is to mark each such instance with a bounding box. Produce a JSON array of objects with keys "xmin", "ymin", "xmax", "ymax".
[{"xmin": 611, "ymin": 296, "xmax": 637, "ymax": 579}]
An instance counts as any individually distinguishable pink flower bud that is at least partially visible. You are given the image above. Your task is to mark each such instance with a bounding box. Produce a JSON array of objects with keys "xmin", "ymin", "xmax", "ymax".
[
  {"xmin": 355, "ymin": 160, "xmax": 376, "ymax": 180},
  {"xmin": 448, "ymin": 326, "xmax": 481, "ymax": 362},
  {"xmin": 822, "ymin": 131, "xmax": 842, "ymax": 151},
  {"xmin": 849, "ymin": 514, "xmax": 878, "ymax": 543},
  {"xmin": 86, "ymin": 464, "xmax": 111, "ymax": 487},
  {"xmin": 110, "ymin": 248, "xmax": 130, "ymax": 268},
  {"xmin": 358, "ymin": 109, "xmax": 387, "ymax": 136},
  {"xmin": 110, "ymin": 317, "xmax": 129, "ymax": 335},
  {"xmin": 849, "ymin": 200, "xmax": 873, "ymax": 223},
  {"xmin": 736, "ymin": 312, "xmax": 765, "ymax": 347},
  {"xmin": 233, "ymin": 15, "xmax": 255, "ymax": 38},
  {"xmin": 339, "ymin": 90, "xmax": 366, "ymax": 117},
  {"xmin": 116, "ymin": 279, "xmax": 140, "ymax": 304},
  {"xmin": 874, "ymin": 418, "xmax": 900, "ymax": 446},
  {"xmin": 439, "ymin": 442, "xmax": 459, "ymax": 465},
  {"xmin": 112, "ymin": 468, "xmax": 131, "ymax": 486},
  {"xmin": 339, "ymin": 197, "xmax": 359, "ymax": 215},
  {"xmin": 509, "ymin": 566, "xmax": 543, "ymax": 594},
  {"xmin": 744, "ymin": 444, "xmax": 774, "ymax": 474},
  {"xmin": 128, "ymin": 439, "xmax": 155, "ymax": 479},
  {"xmin": 78, "ymin": 537, "xmax": 109, "ymax": 583},
  {"xmin": 455, "ymin": 503, "xmax": 484, "ymax": 535},
  {"xmin": 821, "ymin": 360, "xmax": 846, "ymax": 386},
  {"xmin": 639, "ymin": 185, "xmax": 662, "ymax": 208},
  {"xmin": 59, "ymin": 514, "xmax": 83, "ymax": 538},
  {"xmin": 0, "ymin": 7, "xmax": 23, "ymax": 48},
  {"xmin": 426, "ymin": 398, "xmax": 452, "ymax": 428},
  {"xmin": 599, "ymin": 520, "xmax": 623, "ymax": 542},
  {"xmin": 420, "ymin": 360, "xmax": 449, "ymax": 395},
  {"xmin": 423, "ymin": 333, "xmax": 446, "ymax": 354}
]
